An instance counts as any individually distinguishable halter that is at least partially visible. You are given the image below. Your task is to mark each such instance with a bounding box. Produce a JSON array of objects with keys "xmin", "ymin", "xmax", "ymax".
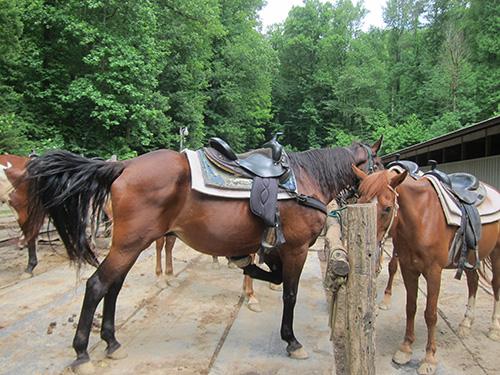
[
  {"xmin": 360, "ymin": 144, "xmax": 375, "ymax": 174},
  {"xmin": 379, "ymin": 184, "xmax": 399, "ymax": 251}
]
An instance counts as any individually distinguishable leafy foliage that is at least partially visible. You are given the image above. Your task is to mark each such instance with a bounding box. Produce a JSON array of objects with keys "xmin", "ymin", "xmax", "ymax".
[{"xmin": 0, "ymin": 0, "xmax": 498, "ymax": 158}]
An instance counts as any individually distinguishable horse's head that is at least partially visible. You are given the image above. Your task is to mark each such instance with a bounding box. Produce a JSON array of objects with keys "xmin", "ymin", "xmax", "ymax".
[
  {"xmin": 350, "ymin": 136, "xmax": 384, "ymax": 175},
  {"xmin": 352, "ymin": 165, "xmax": 408, "ymax": 272}
]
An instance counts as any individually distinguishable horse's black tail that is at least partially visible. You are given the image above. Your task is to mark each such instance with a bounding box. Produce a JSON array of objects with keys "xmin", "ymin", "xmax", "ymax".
[{"xmin": 25, "ymin": 150, "xmax": 125, "ymax": 267}]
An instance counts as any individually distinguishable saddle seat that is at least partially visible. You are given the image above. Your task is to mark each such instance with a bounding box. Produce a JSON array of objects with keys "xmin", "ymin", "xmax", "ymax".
[
  {"xmin": 207, "ymin": 132, "xmax": 290, "ymax": 182},
  {"xmin": 387, "ymin": 160, "xmax": 421, "ymax": 179},
  {"xmin": 449, "ymin": 173, "xmax": 486, "ymax": 205}
]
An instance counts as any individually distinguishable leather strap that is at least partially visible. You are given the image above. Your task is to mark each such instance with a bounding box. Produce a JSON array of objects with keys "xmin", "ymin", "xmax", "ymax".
[{"xmin": 291, "ymin": 193, "xmax": 328, "ymax": 215}]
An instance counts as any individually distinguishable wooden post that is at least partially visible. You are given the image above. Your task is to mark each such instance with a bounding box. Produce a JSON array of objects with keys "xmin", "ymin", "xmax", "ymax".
[{"xmin": 344, "ymin": 203, "xmax": 377, "ymax": 375}]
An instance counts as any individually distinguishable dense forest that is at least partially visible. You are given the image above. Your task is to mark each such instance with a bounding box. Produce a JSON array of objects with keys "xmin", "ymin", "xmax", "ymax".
[{"xmin": 1, "ymin": 0, "xmax": 498, "ymax": 158}]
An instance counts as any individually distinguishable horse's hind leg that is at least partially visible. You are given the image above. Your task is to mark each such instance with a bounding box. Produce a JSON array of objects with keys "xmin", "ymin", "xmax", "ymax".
[
  {"xmin": 20, "ymin": 237, "xmax": 38, "ymax": 279},
  {"xmin": 101, "ymin": 275, "xmax": 128, "ymax": 359},
  {"xmin": 155, "ymin": 236, "xmax": 179, "ymax": 289},
  {"xmin": 380, "ymin": 256, "xmax": 398, "ymax": 310},
  {"xmin": 72, "ymin": 251, "xmax": 139, "ymax": 373},
  {"xmin": 155, "ymin": 237, "xmax": 168, "ymax": 289},
  {"xmin": 488, "ymin": 248, "xmax": 500, "ymax": 341},
  {"xmin": 211, "ymin": 256, "xmax": 221, "ymax": 269},
  {"xmin": 457, "ymin": 269, "xmax": 478, "ymax": 336},
  {"xmin": 163, "ymin": 236, "xmax": 179, "ymax": 287}
]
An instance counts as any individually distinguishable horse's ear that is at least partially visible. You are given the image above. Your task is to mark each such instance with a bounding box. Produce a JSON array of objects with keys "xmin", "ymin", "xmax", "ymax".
[
  {"xmin": 371, "ymin": 136, "xmax": 383, "ymax": 154},
  {"xmin": 390, "ymin": 169, "xmax": 408, "ymax": 188},
  {"xmin": 352, "ymin": 164, "xmax": 368, "ymax": 181}
]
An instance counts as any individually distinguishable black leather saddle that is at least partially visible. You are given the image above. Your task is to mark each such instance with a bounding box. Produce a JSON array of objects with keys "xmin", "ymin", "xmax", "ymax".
[
  {"xmin": 202, "ymin": 133, "xmax": 291, "ymax": 250},
  {"xmin": 387, "ymin": 159, "xmax": 420, "ymax": 179},
  {"xmin": 206, "ymin": 132, "xmax": 290, "ymax": 182},
  {"xmin": 424, "ymin": 160, "xmax": 486, "ymax": 205},
  {"xmin": 423, "ymin": 160, "xmax": 484, "ymax": 279}
]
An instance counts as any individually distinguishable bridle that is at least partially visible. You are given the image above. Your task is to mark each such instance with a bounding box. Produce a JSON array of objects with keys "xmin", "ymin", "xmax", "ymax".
[
  {"xmin": 360, "ymin": 144, "xmax": 376, "ymax": 174},
  {"xmin": 379, "ymin": 184, "xmax": 399, "ymax": 251}
]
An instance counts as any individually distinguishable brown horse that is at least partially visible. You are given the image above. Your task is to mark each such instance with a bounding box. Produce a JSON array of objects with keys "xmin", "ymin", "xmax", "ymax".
[
  {"xmin": 24, "ymin": 138, "xmax": 383, "ymax": 374},
  {"xmin": 0, "ymin": 154, "xmax": 45, "ymax": 277},
  {"xmin": 353, "ymin": 166, "xmax": 500, "ymax": 375}
]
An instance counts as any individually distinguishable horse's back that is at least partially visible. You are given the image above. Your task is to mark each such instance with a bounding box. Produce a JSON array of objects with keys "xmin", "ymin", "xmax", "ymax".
[{"xmin": 0, "ymin": 154, "xmax": 29, "ymax": 170}]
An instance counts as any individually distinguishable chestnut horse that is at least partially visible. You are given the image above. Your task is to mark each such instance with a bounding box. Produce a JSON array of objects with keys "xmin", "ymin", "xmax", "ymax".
[
  {"xmin": 24, "ymin": 139, "xmax": 383, "ymax": 374},
  {"xmin": 353, "ymin": 166, "xmax": 500, "ymax": 375},
  {"xmin": 0, "ymin": 154, "xmax": 45, "ymax": 277}
]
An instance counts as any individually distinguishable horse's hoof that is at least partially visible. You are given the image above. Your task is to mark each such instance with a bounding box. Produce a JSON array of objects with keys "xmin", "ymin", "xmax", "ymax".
[
  {"xmin": 417, "ymin": 361, "xmax": 437, "ymax": 375},
  {"xmin": 156, "ymin": 277, "xmax": 168, "ymax": 290},
  {"xmin": 487, "ymin": 328, "xmax": 500, "ymax": 342},
  {"xmin": 456, "ymin": 324, "xmax": 471, "ymax": 336},
  {"xmin": 379, "ymin": 300, "xmax": 391, "ymax": 310},
  {"xmin": 269, "ymin": 282, "xmax": 282, "ymax": 291},
  {"xmin": 106, "ymin": 346, "xmax": 127, "ymax": 360},
  {"xmin": 393, "ymin": 349, "xmax": 412, "ymax": 365},
  {"xmin": 211, "ymin": 262, "xmax": 221, "ymax": 270},
  {"xmin": 288, "ymin": 346, "xmax": 309, "ymax": 359},
  {"xmin": 247, "ymin": 301, "xmax": 262, "ymax": 313},
  {"xmin": 20, "ymin": 271, "xmax": 33, "ymax": 280},
  {"xmin": 227, "ymin": 261, "xmax": 238, "ymax": 269},
  {"xmin": 166, "ymin": 277, "xmax": 180, "ymax": 288},
  {"xmin": 70, "ymin": 360, "xmax": 95, "ymax": 375}
]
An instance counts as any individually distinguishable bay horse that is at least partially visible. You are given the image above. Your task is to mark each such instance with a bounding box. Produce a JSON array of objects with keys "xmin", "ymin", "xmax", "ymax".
[
  {"xmin": 353, "ymin": 166, "xmax": 500, "ymax": 375},
  {"xmin": 24, "ymin": 138, "xmax": 383, "ymax": 374},
  {"xmin": 0, "ymin": 154, "xmax": 45, "ymax": 277}
]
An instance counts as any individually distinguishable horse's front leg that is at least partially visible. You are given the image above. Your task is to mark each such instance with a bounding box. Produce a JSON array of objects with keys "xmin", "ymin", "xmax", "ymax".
[
  {"xmin": 457, "ymin": 269, "xmax": 478, "ymax": 336},
  {"xmin": 380, "ymin": 255, "xmax": 398, "ymax": 310},
  {"xmin": 418, "ymin": 267, "xmax": 442, "ymax": 375},
  {"xmin": 393, "ymin": 264, "xmax": 419, "ymax": 366},
  {"xmin": 244, "ymin": 254, "xmax": 262, "ymax": 312},
  {"xmin": 280, "ymin": 249, "xmax": 308, "ymax": 360}
]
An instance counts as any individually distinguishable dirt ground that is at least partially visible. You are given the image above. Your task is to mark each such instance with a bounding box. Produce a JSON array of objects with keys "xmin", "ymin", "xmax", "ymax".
[{"xmin": 2, "ymin": 205, "xmax": 500, "ymax": 375}]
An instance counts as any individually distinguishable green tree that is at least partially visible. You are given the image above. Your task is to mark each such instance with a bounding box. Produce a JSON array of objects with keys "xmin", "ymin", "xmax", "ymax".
[
  {"xmin": 203, "ymin": 0, "xmax": 277, "ymax": 152},
  {"xmin": 0, "ymin": 0, "xmax": 32, "ymax": 155}
]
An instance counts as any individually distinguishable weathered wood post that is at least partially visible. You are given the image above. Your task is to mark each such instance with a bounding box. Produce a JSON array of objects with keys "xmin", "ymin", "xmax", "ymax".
[{"xmin": 344, "ymin": 203, "xmax": 377, "ymax": 375}]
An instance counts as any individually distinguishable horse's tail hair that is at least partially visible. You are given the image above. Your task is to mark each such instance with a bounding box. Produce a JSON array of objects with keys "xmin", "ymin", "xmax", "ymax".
[{"xmin": 25, "ymin": 150, "xmax": 125, "ymax": 268}]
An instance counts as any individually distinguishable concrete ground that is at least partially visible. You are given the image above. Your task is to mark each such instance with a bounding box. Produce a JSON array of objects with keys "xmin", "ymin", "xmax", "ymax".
[{"xmin": 0, "ymin": 238, "xmax": 335, "ymax": 375}]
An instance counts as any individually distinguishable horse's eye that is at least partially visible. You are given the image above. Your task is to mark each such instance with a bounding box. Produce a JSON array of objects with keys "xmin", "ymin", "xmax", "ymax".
[{"xmin": 382, "ymin": 206, "xmax": 392, "ymax": 214}]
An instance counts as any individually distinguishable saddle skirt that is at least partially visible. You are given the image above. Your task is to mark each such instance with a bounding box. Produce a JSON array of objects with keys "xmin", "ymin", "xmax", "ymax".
[
  {"xmin": 425, "ymin": 174, "xmax": 500, "ymax": 226},
  {"xmin": 184, "ymin": 149, "xmax": 297, "ymax": 200}
]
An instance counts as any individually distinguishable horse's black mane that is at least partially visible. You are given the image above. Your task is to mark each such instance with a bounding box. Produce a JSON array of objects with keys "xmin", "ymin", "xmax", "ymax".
[{"xmin": 287, "ymin": 143, "xmax": 358, "ymax": 201}]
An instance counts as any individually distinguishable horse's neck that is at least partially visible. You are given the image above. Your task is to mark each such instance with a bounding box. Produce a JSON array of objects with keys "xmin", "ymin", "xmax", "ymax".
[
  {"xmin": 395, "ymin": 180, "xmax": 435, "ymax": 233},
  {"xmin": 292, "ymin": 148, "xmax": 355, "ymax": 204}
]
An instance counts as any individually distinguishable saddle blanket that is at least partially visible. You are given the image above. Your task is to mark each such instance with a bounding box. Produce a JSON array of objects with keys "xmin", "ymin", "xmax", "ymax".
[
  {"xmin": 425, "ymin": 175, "xmax": 500, "ymax": 226},
  {"xmin": 184, "ymin": 149, "xmax": 297, "ymax": 199}
]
